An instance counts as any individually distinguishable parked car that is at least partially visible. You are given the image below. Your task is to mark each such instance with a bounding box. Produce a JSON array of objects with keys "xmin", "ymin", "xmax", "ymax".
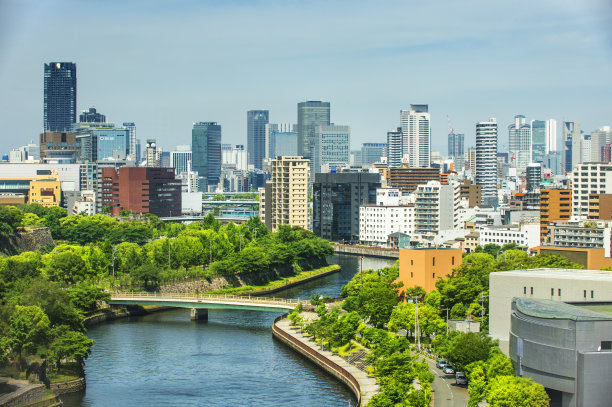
[
  {"xmin": 443, "ymin": 365, "xmax": 455, "ymax": 375},
  {"xmin": 436, "ymin": 359, "xmax": 448, "ymax": 369},
  {"xmin": 455, "ymin": 371, "xmax": 468, "ymax": 385}
]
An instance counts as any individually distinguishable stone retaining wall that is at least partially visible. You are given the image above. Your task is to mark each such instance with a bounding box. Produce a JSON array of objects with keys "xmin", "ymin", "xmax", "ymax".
[
  {"xmin": 272, "ymin": 315, "xmax": 363, "ymax": 406},
  {"xmin": 0, "ymin": 381, "xmax": 46, "ymax": 407},
  {"xmin": 50, "ymin": 378, "xmax": 85, "ymax": 395},
  {"xmin": 332, "ymin": 243, "xmax": 399, "ymax": 259}
]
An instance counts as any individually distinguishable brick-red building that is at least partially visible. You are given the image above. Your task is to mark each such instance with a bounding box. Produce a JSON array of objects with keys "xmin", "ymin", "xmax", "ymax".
[{"xmin": 101, "ymin": 167, "xmax": 182, "ymax": 217}]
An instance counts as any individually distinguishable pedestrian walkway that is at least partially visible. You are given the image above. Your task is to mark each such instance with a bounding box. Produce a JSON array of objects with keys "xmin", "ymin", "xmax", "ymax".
[{"xmin": 275, "ymin": 317, "xmax": 380, "ymax": 406}]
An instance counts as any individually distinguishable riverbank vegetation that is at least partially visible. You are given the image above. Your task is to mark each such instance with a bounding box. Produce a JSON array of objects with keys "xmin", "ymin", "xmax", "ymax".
[
  {"xmin": 0, "ymin": 204, "xmax": 334, "ymax": 388},
  {"xmin": 289, "ymin": 245, "xmax": 563, "ymax": 406}
]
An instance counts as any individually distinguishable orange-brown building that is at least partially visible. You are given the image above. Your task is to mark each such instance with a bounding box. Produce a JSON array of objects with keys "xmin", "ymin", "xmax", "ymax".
[
  {"xmin": 540, "ymin": 189, "xmax": 571, "ymax": 244},
  {"xmin": 398, "ymin": 248, "xmax": 462, "ymax": 293},
  {"xmin": 460, "ymin": 180, "xmax": 482, "ymax": 208},
  {"xmin": 388, "ymin": 165, "xmax": 440, "ymax": 195},
  {"xmin": 531, "ymin": 246, "xmax": 612, "ymax": 270},
  {"xmin": 28, "ymin": 171, "xmax": 61, "ymax": 207},
  {"xmin": 588, "ymin": 194, "xmax": 612, "ymax": 220}
]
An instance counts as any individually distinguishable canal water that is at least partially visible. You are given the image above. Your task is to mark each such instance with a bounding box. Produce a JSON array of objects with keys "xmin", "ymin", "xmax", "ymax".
[{"xmin": 61, "ymin": 254, "xmax": 396, "ymax": 407}]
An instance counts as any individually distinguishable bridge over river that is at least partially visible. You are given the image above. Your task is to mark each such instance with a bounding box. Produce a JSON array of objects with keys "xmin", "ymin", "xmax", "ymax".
[{"xmin": 110, "ymin": 292, "xmax": 303, "ymax": 320}]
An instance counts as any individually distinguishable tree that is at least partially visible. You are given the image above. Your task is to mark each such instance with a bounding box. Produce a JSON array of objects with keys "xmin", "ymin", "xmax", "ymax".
[
  {"xmin": 355, "ymin": 282, "xmax": 399, "ymax": 328},
  {"xmin": 212, "ymin": 194, "xmax": 226, "ymax": 201},
  {"xmin": 66, "ymin": 283, "xmax": 110, "ymax": 313},
  {"xmin": 0, "ymin": 206, "xmax": 23, "ymax": 240},
  {"xmin": 487, "ymin": 376, "xmax": 549, "ymax": 407},
  {"xmin": 20, "ymin": 278, "xmax": 84, "ymax": 332},
  {"xmin": 467, "ymin": 364, "xmax": 487, "ymax": 407},
  {"xmin": 131, "ymin": 264, "xmax": 160, "ymax": 291},
  {"xmin": 47, "ymin": 251, "xmax": 89, "ymax": 284},
  {"xmin": 446, "ymin": 332, "xmax": 496, "ymax": 372},
  {"xmin": 48, "ymin": 325, "xmax": 95, "ymax": 371},
  {"xmin": 9, "ymin": 305, "xmax": 50, "ymax": 358},
  {"xmin": 486, "ymin": 351, "xmax": 514, "ymax": 379}
]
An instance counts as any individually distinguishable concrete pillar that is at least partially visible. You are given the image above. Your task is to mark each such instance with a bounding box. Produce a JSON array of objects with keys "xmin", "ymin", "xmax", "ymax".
[{"xmin": 190, "ymin": 308, "xmax": 208, "ymax": 321}]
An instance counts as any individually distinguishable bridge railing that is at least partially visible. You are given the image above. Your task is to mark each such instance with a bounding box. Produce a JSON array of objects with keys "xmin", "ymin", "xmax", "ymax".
[{"xmin": 111, "ymin": 291, "xmax": 304, "ymax": 307}]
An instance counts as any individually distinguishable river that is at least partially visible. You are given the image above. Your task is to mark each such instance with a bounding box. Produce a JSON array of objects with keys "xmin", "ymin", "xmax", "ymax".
[{"xmin": 61, "ymin": 254, "xmax": 396, "ymax": 407}]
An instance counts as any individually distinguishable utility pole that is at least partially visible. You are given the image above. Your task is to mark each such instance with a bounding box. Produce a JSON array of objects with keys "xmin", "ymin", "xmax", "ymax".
[
  {"xmin": 413, "ymin": 295, "xmax": 420, "ymax": 350},
  {"xmin": 479, "ymin": 292, "xmax": 487, "ymax": 323},
  {"xmin": 112, "ymin": 246, "xmax": 116, "ymax": 280},
  {"xmin": 442, "ymin": 307, "xmax": 450, "ymax": 336},
  {"xmin": 168, "ymin": 239, "xmax": 171, "ymax": 269}
]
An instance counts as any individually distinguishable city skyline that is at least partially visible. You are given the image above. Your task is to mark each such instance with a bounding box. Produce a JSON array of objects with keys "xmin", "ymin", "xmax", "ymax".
[{"xmin": 1, "ymin": 0, "xmax": 611, "ymax": 155}]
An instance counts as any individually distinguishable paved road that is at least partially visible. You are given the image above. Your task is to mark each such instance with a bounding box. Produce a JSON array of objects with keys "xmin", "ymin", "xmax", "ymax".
[{"xmin": 424, "ymin": 358, "xmax": 469, "ymax": 407}]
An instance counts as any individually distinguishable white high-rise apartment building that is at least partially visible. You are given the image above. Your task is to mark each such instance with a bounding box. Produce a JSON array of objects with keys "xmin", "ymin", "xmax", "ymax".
[
  {"xmin": 386, "ymin": 127, "xmax": 404, "ymax": 168},
  {"xmin": 508, "ymin": 114, "xmax": 532, "ymax": 172},
  {"xmin": 571, "ymin": 162, "xmax": 612, "ymax": 220},
  {"xmin": 563, "ymin": 121, "xmax": 582, "ymax": 173},
  {"xmin": 359, "ymin": 188, "xmax": 415, "ymax": 244},
  {"xmin": 476, "ymin": 118, "xmax": 498, "ymax": 207},
  {"xmin": 261, "ymin": 156, "xmax": 310, "ymax": 231},
  {"xmin": 414, "ymin": 180, "xmax": 460, "ymax": 240},
  {"xmin": 400, "ymin": 104, "xmax": 430, "ymax": 167}
]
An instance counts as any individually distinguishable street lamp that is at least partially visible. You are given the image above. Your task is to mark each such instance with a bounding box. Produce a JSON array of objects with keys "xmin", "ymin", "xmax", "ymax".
[
  {"xmin": 442, "ymin": 307, "xmax": 450, "ymax": 336},
  {"xmin": 412, "ymin": 295, "xmax": 420, "ymax": 351}
]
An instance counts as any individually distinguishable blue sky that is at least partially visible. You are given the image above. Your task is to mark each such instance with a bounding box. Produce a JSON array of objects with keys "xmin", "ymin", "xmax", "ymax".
[{"xmin": 0, "ymin": 0, "xmax": 611, "ymax": 155}]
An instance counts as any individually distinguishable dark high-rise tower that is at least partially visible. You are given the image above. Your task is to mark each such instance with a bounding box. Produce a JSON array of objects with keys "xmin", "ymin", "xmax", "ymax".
[
  {"xmin": 297, "ymin": 101, "xmax": 330, "ymax": 161},
  {"xmin": 192, "ymin": 122, "xmax": 222, "ymax": 192},
  {"xmin": 44, "ymin": 62, "xmax": 77, "ymax": 132},
  {"xmin": 247, "ymin": 110, "xmax": 269, "ymax": 170}
]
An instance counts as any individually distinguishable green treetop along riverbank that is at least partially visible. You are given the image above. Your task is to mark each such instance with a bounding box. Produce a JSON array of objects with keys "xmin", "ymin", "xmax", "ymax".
[{"xmin": 0, "ymin": 204, "xmax": 335, "ymax": 390}]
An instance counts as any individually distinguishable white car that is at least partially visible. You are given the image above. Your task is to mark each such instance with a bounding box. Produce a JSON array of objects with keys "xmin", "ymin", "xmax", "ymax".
[
  {"xmin": 443, "ymin": 365, "xmax": 455, "ymax": 375},
  {"xmin": 455, "ymin": 371, "xmax": 468, "ymax": 385}
]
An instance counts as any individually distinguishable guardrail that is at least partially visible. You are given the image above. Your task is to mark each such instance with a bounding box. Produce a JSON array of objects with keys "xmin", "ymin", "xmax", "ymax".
[{"xmin": 111, "ymin": 292, "xmax": 304, "ymax": 307}]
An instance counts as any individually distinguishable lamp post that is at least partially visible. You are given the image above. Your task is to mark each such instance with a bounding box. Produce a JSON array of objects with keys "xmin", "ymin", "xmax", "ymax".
[
  {"xmin": 412, "ymin": 295, "xmax": 420, "ymax": 351},
  {"xmin": 442, "ymin": 307, "xmax": 450, "ymax": 336},
  {"xmin": 112, "ymin": 246, "xmax": 116, "ymax": 280}
]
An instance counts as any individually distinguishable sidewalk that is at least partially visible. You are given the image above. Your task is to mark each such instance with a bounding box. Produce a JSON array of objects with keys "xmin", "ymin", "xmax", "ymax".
[{"xmin": 275, "ymin": 317, "xmax": 380, "ymax": 405}]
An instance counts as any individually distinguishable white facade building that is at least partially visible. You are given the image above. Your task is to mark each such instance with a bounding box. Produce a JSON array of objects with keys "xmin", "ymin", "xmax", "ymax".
[
  {"xmin": 571, "ymin": 162, "xmax": 612, "ymax": 219},
  {"xmin": 313, "ymin": 125, "xmax": 350, "ymax": 174},
  {"xmin": 476, "ymin": 118, "xmax": 498, "ymax": 207},
  {"xmin": 359, "ymin": 188, "xmax": 415, "ymax": 244},
  {"xmin": 549, "ymin": 220, "xmax": 612, "ymax": 257},
  {"xmin": 400, "ymin": 104, "xmax": 430, "ymax": 168},
  {"xmin": 170, "ymin": 146, "xmax": 192, "ymax": 175},
  {"xmin": 479, "ymin": 223, "xmax": 540, "ymax": 249},
  {"xmin": 221, "ymin": 145, "xmax": 248, "ymax": 171},
  {"xmin": 508, "ymin": 115, "xmax": 532, "ymax": 172},
  {"xmin": 414, "ymin": 180, "xmax": 460, "ymax": 240}
]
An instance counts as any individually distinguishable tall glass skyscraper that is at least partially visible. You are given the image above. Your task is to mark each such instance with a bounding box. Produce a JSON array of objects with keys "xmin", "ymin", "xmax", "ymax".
[
  {"xmin": 44, "ymin": 62, "xmax": 77, "ymax": 132},
  {"xmin": 531, "ymin": 120, "xmax": 547, "ymax": 163},
  {"xmin": 247, "ymin": 110, "xmax": 269, "ymax": 170},
  {"xmin": 447, "ymin": 132, "xmax": 465, "ymax": 170},
  {"xmin": 297, "ymin": 101, "xmax": 330, "ymax": 160},
  {"xmin": 192, "ymin": 122, "xmax": 222, "ymax": 192},
  {"xmin": 508, "ymin": 114, "xmax": 532, "ymax": 171}
]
